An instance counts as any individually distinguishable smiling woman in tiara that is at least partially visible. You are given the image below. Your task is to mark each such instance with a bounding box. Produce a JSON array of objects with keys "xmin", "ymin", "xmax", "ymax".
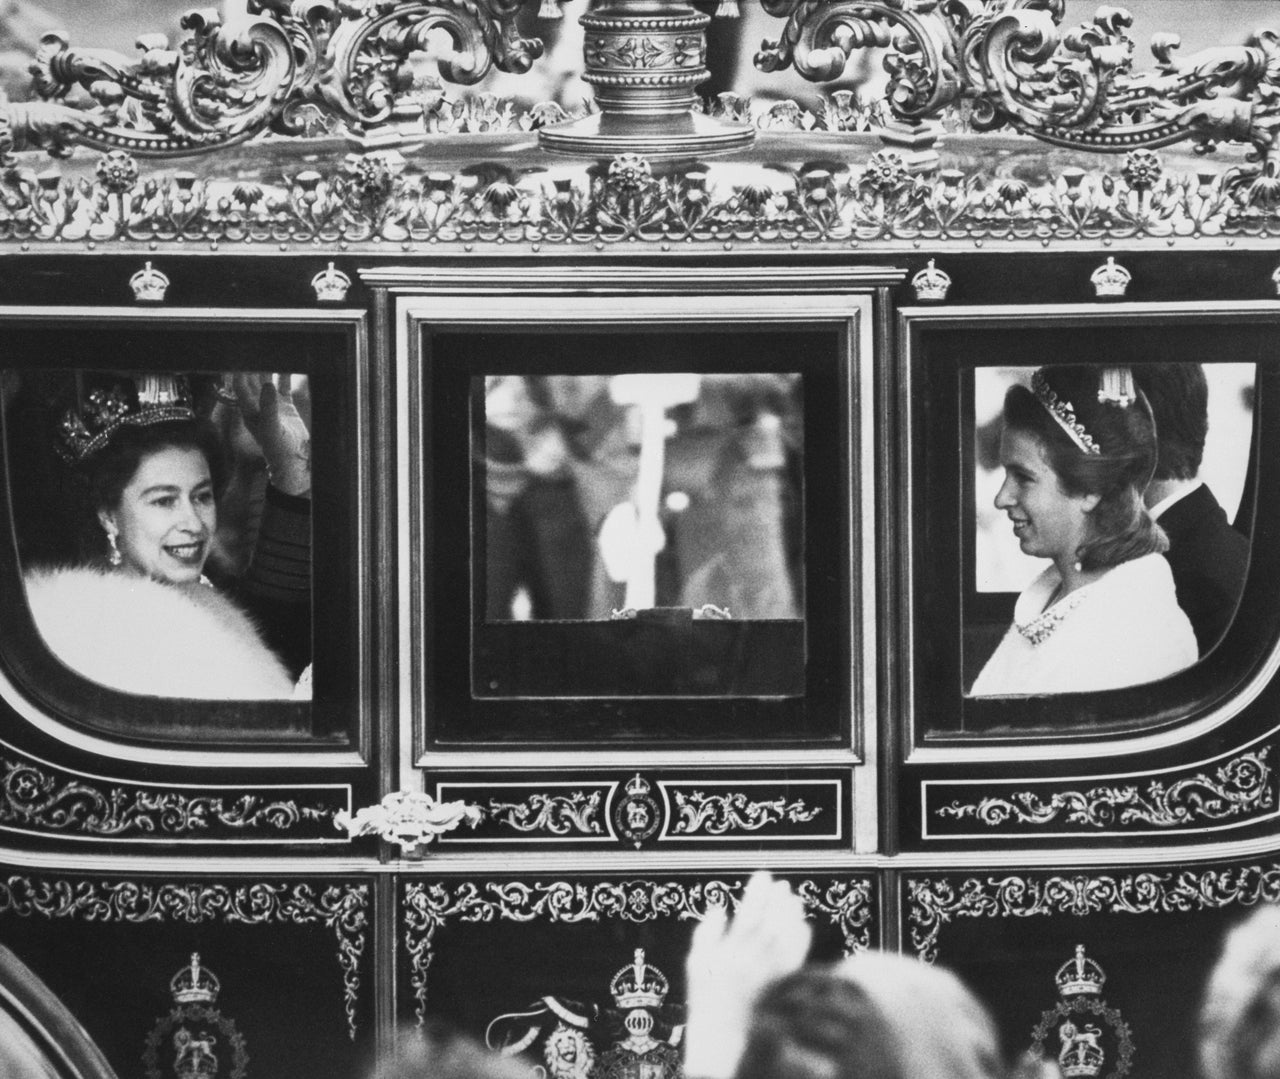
[
  {"xmin": 21, "ymin": 372, "xmax": 307, "ymax": 701},
  {"xmin": 970, "ymin": 364, "xmax": 1197, "ymax": 697}
]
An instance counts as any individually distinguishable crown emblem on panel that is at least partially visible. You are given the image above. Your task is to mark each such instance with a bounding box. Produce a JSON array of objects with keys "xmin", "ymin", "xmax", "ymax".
[
  {"xmin": 612, "ymin": 774, "xmax": 663, "ymax": 849},
  {"xmin": 143, "ymin": 954, "xmax": 248, "ymax": 1079},
  {"xmin": 1031, "ymin": 945, "xmax": 1134, "ymax": 1079},
  {"xmin": 129, "ymin": 261, "xmax": 170, "ymax": 303},
  {"xmin": 487, "ymin": 947, "xmax": 685, "ymax": 1079},
  {"xmin": 911, "ymin": 259, "xmax": 952, "ymax": 303},
  {"xmin": 310, "ymin": 261, "xmax": 352, "ymax": 303},
  {"xmin": 1089, "ymin": 257, "xmax": 1132, "ymax": 299}
]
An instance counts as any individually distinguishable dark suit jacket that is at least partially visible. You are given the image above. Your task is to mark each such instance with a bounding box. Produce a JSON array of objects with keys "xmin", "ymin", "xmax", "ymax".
[{"xmin": 1157, "ymin": 484, "xmax": 1250, "ymax": 657}]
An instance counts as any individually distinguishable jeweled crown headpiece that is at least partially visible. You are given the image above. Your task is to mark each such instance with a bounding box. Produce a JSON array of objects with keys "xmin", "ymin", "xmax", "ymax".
[
  {"xmin": 1031, "ymin": 366, "xmax": 1138, "ymax": 457},
  {"xmin": 57, "ymin": 373, "xmax": 196, "ymax": 463}
]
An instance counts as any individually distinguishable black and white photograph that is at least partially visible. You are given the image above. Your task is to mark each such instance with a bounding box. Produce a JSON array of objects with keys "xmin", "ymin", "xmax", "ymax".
[{"xmin": 0, "ymin": 2, "xmax": 1278, "ymax": 1079}]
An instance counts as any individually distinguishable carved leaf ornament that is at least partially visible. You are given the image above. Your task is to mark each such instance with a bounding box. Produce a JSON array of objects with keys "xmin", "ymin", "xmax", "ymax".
[
  {"xmin": 0, "ymin": 876, "xmax": 368, "ymax": 1039},
  {"xmin": 7, "ymin": 0, "xmax": 1280, "ymax": 180},
  {"xmin": 1, "ymin": 141, "xmax": 1274, "ymax": 246},
  {"xmin": 907, "ymin": 864, "xmax": 1280, "ymax": 963},
  {"xmin": 936, "ymin": 749, "xmax": 1275, "ymax": 830},
  {"xmin": 402, "ymin": 877, "xmax": 871, "ymax": 1024},
  {"xmin": 0, "ymin": 757, "xmax": 335, "ymax": 838}
]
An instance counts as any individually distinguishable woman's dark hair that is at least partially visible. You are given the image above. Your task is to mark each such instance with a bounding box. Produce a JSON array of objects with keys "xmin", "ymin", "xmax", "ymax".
[
  {"xmin": 734, "ymin": 967, "xmax": 901, "ymax": 1079},
  {"xmin": 83, "ymin": 419, "xmax": 227, "ymax": 515},
  {"xmin": 1003, "ymin": 365, "xmax": 1165, "ymax": 571}
]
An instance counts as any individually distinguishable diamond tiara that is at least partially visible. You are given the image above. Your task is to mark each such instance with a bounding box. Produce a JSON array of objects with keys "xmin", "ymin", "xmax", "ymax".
[{"xmin": 1031, "ymin": 370, "xmax": 1101, "ymax": 456}]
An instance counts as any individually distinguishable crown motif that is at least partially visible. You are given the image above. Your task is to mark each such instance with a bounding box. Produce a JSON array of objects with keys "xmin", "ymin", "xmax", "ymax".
[
  {"xmin": 311, "ymin": 261, "xmax": 352, "ymax": 303},
  {"xmin": 911, "ymin": 258, "xmax": 952, "ymax": 302},
  {"xmin": 1056, "ymin": 944, "xmax": 1106, "ymax": 998},
  {"xmin": 129, "ymin": 261, "xmax": 170, "ymax": 302},
  {"xmin": 170, "ymin": 953, "xmax": 220, "ymax": 1005},
  {"xmin": 610, "ymin": 949, "xmax": 668, "ymax": 1011},
  {"xmin": 1032, "ymin": 371, "xmax": 1101, "ymax": 456},
  {"xmin": 1090, "ymin": 256, "xmax": 1132, "ymax": 298},
  {"xmin": 57, "ymin": 373, "xmax": 196, "ymax": 462},
  {"xmin": 624, "ymin": 774, "xmax": 650, "ymax": 799}
]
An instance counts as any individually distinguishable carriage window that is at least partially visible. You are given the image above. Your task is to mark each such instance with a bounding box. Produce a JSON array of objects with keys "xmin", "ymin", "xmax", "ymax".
[
  {"xmin": 6, "ymin": 367, "xmax": 312, "ymax": 708},
  {"xmin": 0, "ymin": 320, "xmax": 362, "ymax": 745},
  {"xmin": 478, "ymin": 371, "xmax": 804, "ymax": 698},
  {"xmin": 966, "ymin": 363, "xmax": 1255, "ymax": 697},
  {"xmin": 421, "ymin": 321, "xmax": 852, "ymax": 747},
  {"xmin": 906, "ymin": 315, "xmax": 1276, "ymax": 739}
]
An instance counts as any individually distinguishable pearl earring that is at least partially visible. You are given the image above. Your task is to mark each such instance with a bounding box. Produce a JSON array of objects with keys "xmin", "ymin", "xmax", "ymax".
[{"xmin": 106, "ymin": 531, "xmax": 122, "ymax": 567}]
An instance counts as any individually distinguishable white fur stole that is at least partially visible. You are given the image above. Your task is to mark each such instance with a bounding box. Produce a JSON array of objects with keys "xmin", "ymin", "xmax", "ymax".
[{"xmin": 23, "ymin": 565, "xmax": 297, "ymax": 700}]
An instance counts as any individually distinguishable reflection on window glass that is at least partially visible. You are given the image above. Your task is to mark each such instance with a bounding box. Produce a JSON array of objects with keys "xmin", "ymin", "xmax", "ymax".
[
  {"xmin": 967, "ymin": 362, "xmax": 1254, "ymax": 697},
  {"xmin": 482, "ymin": 372, "xmax": 804, "ymax": 623},
  {"xmin": 5, "ymin": 368, "xmax": 313, "ymax": 701}
]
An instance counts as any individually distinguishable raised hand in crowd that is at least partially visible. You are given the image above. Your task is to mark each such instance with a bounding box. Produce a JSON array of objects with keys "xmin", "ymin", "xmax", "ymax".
[{"xmin": 683, "ymin": 870, "xmax": 812, "ymax": 1079}]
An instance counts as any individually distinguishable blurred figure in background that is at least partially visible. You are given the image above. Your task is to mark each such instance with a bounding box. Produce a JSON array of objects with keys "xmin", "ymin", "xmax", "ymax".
[{"xmin": 1134, "ymin": 363, "xmax": 1249, "ymax": 657}]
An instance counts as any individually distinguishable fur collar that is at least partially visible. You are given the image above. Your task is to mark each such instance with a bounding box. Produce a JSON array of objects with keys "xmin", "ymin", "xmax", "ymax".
[{"xmin": 23, "ymin": 565, "xmax": 297, "ymax": 700}]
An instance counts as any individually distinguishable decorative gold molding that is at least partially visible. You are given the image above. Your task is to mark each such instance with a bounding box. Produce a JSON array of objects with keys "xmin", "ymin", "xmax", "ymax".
[
  {"xmin": 0, "ymin": 757, "xmax": 339, "ymax": 840},
  {"xmin": 402, "ymin": 876, "xmax": 872, "ymax": 1024},
  {"xmin": 906, "ymin": 864, "xmax": 1280, "ymax": 963},
  {"xmin": 670, "ymin": 791, "xmax": 821, "ymax": 836},
  {"xmin": 0, "ymin": 875, "xmax": 367, "ymax": 1039},
  {"xmin": 486, "ymin": 791, "xmax": 606, "ymax": 836},
  {"xmin": 757, "ymin": 1, "xmax": 1280, "ymax": 172},
  {"xmin": 24, "ymin": 1, "xmax": 547, "ymax": 157},
  {"xmin": 933, "ymin": 749, "xmax": 1275, "ymax": 832},
  {"xmin": 2, "ymin": 143, "xmax": 1274, "ymax": 248}
]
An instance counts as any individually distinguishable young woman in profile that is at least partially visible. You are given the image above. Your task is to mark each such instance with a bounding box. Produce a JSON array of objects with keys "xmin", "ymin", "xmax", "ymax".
[
  {"xmin": 23, "ymin": 373, "xmax": 308, "ymax": 701},
  {"xmin": 970, "ymin": 364, "xmax": 1196, "ymax": 697}
]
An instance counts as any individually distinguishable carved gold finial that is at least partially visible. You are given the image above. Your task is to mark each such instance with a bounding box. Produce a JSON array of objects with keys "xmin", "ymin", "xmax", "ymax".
[{"xmin": 1090, "ymin": 257, "xmax": 1131, "ymax": 299}]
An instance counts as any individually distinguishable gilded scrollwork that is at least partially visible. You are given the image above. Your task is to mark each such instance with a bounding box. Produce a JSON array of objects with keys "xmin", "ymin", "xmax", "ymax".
[
  {"xmin": 24, "ymin": 1, "xmax": 545, "ymax": 156},
  {"xmin": 4, "ymin": 142, "xmax": 1277, "ymax": 246},
  {"xmin": 402, "ymin": 876, "xmax": 871, "ymax": 1023},
  {"xmin": 934, "ymin": 749, "xmax": 1275, "ymax": 831},
  {"xmin": 0, "ymin": 876, "xmax": 367, "ymax": 1039},
  {"xmin": 907, "ymin": 865, "xmax": 1280, "ymax": 963},
  {"xmin": 0, "ymin": 757, "xmax": 336, "ymax": 839},
  {"xmin": 670, "ymin": 790, "xmax": 822, "ymax": 836},
  {"xmin": 755, "ymin": 1, "xmax": 1280, "ymax": 173},
  {"xmin": 486, "ymin": 791, "xmax": 605, "ymax": 836}
]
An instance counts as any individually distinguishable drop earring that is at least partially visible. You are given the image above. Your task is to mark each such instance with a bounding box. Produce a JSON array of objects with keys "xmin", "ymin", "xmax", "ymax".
[{"xmin": 106, "ymin": 530, "xmax": 122, "ymax": 567}]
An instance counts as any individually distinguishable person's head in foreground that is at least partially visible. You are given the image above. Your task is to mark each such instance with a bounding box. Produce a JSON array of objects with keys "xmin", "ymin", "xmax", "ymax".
[
  {"xmin": 683, "ymin": 872, "xmax": 1042, "ymax": 1079},
  {"xmin": 735, "ymin": 952, "xmax": 1006, "ymax": 1079},
  {"xmin": 1200, "ymin": 904, "xmax": 1280, "ymax": 1079}
]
